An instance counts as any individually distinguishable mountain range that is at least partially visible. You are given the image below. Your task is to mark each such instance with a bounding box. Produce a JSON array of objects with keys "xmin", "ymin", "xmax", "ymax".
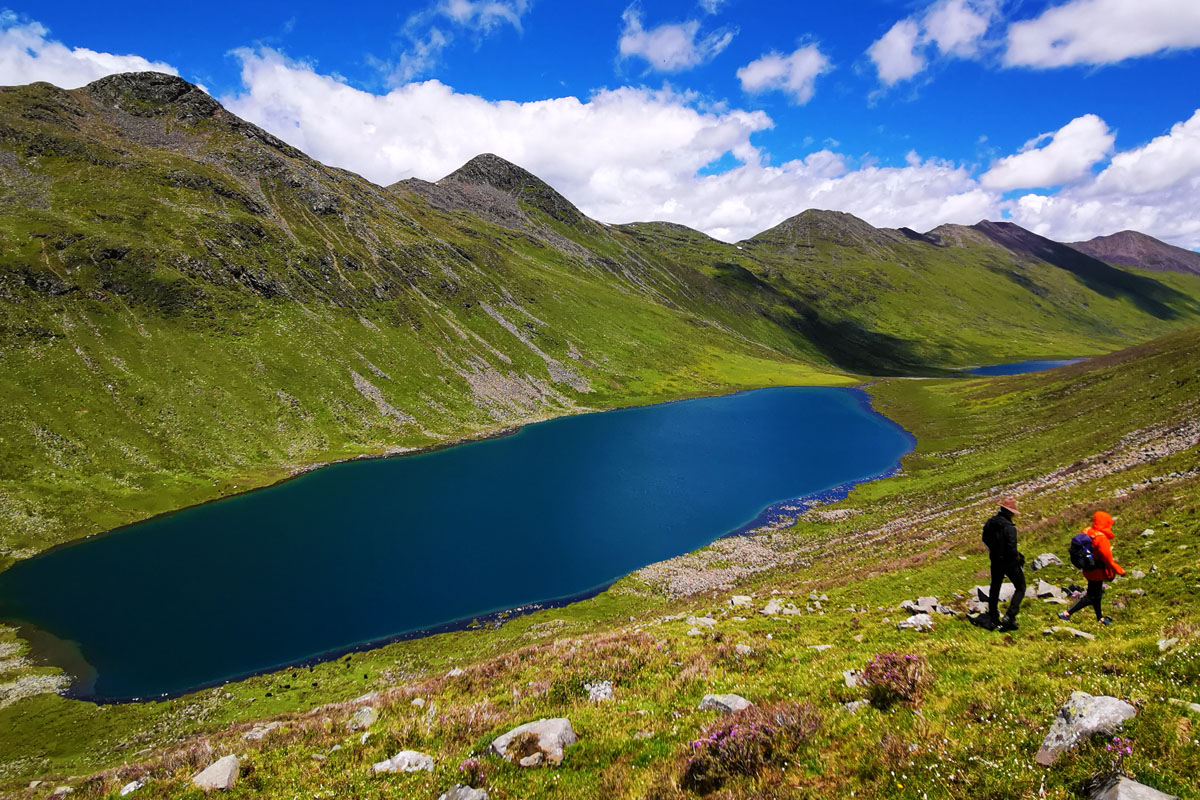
[{"xmin": 1, "ymin": 71, "xmax": 1199, "ymax": 560}]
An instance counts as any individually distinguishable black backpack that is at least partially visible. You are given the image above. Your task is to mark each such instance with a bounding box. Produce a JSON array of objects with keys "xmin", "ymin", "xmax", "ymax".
[{"xmin": 1069, "ymin": 533, "xmax": 1097, "ymax": 570}]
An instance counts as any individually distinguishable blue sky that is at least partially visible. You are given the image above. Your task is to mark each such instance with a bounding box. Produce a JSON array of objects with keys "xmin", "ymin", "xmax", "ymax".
[{"xmin": 3, "ymin": 1, "xmax": 1200, "ymax": 246}]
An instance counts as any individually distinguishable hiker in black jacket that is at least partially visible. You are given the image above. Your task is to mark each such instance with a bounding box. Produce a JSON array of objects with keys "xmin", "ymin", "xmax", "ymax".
[{"xmin": 981, "ymin": 496, "xmax": 1026, "ymax": 631}]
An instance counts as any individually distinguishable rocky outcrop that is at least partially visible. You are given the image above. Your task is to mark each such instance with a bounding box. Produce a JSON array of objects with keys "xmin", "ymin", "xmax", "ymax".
[
  {"xmin": 491, "ymin": 718, "xmax": 577, "ymax": 767},
  {"xmin": 1036, "ymin": 692, "xmax": 1136, "ymax": 766},
  {"xmin": 192, "ymin": 755, "xmax": 240, "ymax": 791}
]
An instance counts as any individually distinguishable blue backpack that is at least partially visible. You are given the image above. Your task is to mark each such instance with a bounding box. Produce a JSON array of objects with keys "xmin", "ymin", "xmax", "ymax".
[{"xmin": 1069, "ymin": 533, "xmax": 1097, "ymax": 571}]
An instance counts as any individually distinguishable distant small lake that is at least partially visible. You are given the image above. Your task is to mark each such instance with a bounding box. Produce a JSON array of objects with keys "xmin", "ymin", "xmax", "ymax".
[
  {"xmin": 0, "ymin": 387, "xmax": 912, "ymax": 701},
  {"xmin": 967, "ymin": 358, "xmax": 1086, "ymax": 376}
]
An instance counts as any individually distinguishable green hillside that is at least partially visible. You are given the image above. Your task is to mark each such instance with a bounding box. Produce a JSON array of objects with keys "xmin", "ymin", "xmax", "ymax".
[
  {"xmin": 1, "ymin": 325, "xmax": 1196, "ymax": 799},
  {"xmin": 2, "ymin": 72, "xmax": 1200, "ymax": 567}
]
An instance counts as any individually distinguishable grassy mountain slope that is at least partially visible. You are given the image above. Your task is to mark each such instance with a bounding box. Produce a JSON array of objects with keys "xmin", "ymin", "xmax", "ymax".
[
  {"xmin": 0, "ymin": 74, "xmax": 846, "ymax": 562},
  {"xmin": 2, "ymin": 72, "xmax": 1200, "ymax": 565},
  {"xmin": 1, "ymin": 327, "xmax": 1196, "ymax": 799}
]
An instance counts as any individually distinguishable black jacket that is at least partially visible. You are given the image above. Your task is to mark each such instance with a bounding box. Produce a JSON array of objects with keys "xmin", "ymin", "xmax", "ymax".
[{"xmin": 982, "ymin": 512, "xmax": 1021, "ymax": 565}]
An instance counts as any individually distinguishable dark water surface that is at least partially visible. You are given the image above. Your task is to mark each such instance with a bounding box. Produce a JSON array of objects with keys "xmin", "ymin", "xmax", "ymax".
[
  {"xmin": 0, "ymin": 387, "xmax": 912, "ymax": 700},
  {"xmin": 967, "ymin": 358, "xmax": 1086, "ymax": 376}
]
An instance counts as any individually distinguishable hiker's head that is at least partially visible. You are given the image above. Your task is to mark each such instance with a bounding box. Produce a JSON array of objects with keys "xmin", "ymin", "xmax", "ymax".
[
  {"xmin": 998, "ymin": 496, "xmax": 1019, "ymax": 516},
  {"xmin": 1092, "ymin": 510, "xmax": 1114, "ymax": 535}
]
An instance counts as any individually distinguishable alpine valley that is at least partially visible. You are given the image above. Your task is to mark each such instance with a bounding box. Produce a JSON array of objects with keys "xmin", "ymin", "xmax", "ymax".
[{"xmin": 0, "ymin": 73, "xmax": 1198, "ymax": 800}]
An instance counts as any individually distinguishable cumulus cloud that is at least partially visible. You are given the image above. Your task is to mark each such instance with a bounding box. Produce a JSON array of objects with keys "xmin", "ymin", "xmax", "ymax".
[
  {"xmin": 384, "ymin": 0, "xmax": 531, "ymax": 84},
  {"xmin": 222, "ymin": 47, "xmax": 1002, "ymax": 241},
  {"xmin": 867, "ymin": 0, "xmax": 998, "ymax": 86},
  {"xmin": 1008, "ymin": 109, "xmax": 1200, "ymax": 248},
  {"xmin": 1005, "ymin": 0, "xmax": 1200, "ymax": 68},
  {"xmin": 925, "ymin": 0, "xmax": 998, "ymax": 57},
  {"xmin": 867, "ymin": 19, "xmax": 926, "ymax": 86},
  {"xmin": 981, "ymin": 113, "xmax": 1115, "ymax": 190},
  {"xmin": 618, "ymin": 8, "xmax": 734, "ymax": 72},
  {"xmin": 736, "ymin": 44, "xmax": 830, "ymax": 104},
  {"xmin": 0, "ymin": 13, "xmax": 177, "ymax": 89}
]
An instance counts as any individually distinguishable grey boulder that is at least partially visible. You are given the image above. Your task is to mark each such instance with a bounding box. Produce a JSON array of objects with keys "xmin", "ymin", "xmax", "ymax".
[
  {"xmin": 192, "ymin": 755, "xmax": 240, "ymax": 791},
  {"xmin": 698, "ymin": 693, "xmax": 753, "ymax": 713},
  {"xmin": 491, "ymin": 718, "xmax": 577, "ymax": 766},
  {"xmin": 1032, "ymin": 553, "xmax": 1063, "ymax": 571},
  {"xmin": 1090, "ymin": 776, "xmax": 1178, "ymax": 800},
  {"xmin": 1035, "ymin": 691, "xmax": 1136, "ymax": 766},
  {"xmin": 438, "ymin": 786, "xmax": 489, "ymax": 800}
]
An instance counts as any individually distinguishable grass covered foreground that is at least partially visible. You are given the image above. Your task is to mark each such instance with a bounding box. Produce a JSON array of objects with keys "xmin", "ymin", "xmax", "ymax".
[{"xmin": 0, "ymin": 328, "xmax": 1196, "ymax": 799}]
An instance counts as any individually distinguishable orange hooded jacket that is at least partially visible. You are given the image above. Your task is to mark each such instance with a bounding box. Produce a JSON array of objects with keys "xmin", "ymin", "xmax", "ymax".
[{"xmin": 1082, "ymin": 511, "xmax": 1125, "ymax": 582}]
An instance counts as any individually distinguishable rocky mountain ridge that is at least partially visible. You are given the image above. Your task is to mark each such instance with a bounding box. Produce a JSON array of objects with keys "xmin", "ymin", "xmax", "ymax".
[{"xmin": 1070, "ymin": 230, "xmax": 1200, "ymax": 276}]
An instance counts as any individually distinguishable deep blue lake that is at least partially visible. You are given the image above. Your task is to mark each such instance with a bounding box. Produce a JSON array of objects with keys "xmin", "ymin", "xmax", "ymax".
[
  {"xmin": 967, "ymin": 358, "xmax": 1086, "ymax": 376},
  {"xmin": 0, "ymin": 387, "xmax": 912, "ymax": 700}
]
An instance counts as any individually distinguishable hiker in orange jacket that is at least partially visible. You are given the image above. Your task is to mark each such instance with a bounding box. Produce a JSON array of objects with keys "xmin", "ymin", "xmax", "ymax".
[{"xmin": 1059, "ymin": 510, "xmax": 1125, "ymax": 626}]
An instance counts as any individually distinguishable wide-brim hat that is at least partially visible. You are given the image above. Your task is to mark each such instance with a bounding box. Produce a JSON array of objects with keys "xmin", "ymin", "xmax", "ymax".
[{"xmin": 999, "ymin": 496, "xmax": 1019, "ymax": 514}]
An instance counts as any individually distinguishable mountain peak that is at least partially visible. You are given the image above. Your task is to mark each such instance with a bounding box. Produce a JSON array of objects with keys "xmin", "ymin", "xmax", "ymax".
[
  {"xmin": 440, "ymin": 153, "xmax": 586, "ymax": 226},
  {"xmin": 84, "ymin": 71, "xmax": 221, "ymax": 120},
  {"xmin": 1069, "ymin": 230, "xmax": 1200, "ymax": 276},
  {"xmin": 747, "ymin": 208, "xmax": 895, "ymax": 250}
]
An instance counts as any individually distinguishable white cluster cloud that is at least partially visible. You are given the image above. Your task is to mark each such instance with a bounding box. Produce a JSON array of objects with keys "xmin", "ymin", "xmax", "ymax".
[
  {"xmin": 0, "ymin": 14, "xmax": 177, "ymax": 89},
  {"xmin": 1009, "ymin": 110, "xmax": 1200, "ymax": 248},
  {"xmin": 737, "ymin": 44, "xmax": 830, "ymax": 104},
  {"xmin": 867, "ymin": 0, "xmax": 998, "ymax": 86},
  {"xmin": 867, "ymin": 19, "xmax": 926, "ymax": 86},
  {"xmin": 981, "ymin": 113, "xmax": 1114, "ymax": 190},
  {"xmin": 1006, "ymin": 0, "xmax": 1200, "ymax": 68},
  {"xmin": 618, "ymin": 8, "xmax": 734, "ymax": 72}
]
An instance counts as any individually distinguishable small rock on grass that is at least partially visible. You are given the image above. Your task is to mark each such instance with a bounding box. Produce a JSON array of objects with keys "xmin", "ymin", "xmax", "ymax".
[
  {"xmin": 192, "ymin": 755, "xmax": 240, "ymax": 791},
  {"xmin": 585, "ymin": 680, "xmax": 613, "ymax": 702},
  {"xmin": 1035, "ymin": 691, "xmax": 1135, "ymax": 766},
  {"xmin": 438, "ymin": 785, "xmax": 489, "ymax": 800},
  {"xmin": 491, "ymin": 718, "xmax": 577, "ymax": 767},
  {"xmin": 843, "ymin": 699, "xmax": 869, "ymax": 713},
  {"xmin": 1032, "ymin": 553, "xmax": 1063, "ymax": 571},
  {"xmin": 1043, "ymin": 626, "xmax": 1096, "ymax": 640},
  {"xmin": 119, "ymin": 780, "xmax": 144, "ymax": 796},
  {"xmin": 1090, "ymin": 775, "xmax": 1178, "ymax": 800},
  {"xmin": 730, "ymin": 595, "xmax": 753, "ymax": 608},
  {"xmin": 734, "ymin": 644, "xmax": 754, "ymax": 655},
  {"xmin": 1157, "ymin": 637, "xmax": 1179, "ymax": 652},
  {"xmin": 897, "ymin": 613, "xmax": 933, "ymax": 632},
  {"xmin": 698, "ymin": 693, "xmax": 752, "ymax": 713},
  {"xmin": 843, "ymin": 670, "xmax": 864, "ymax": 688},
  {"xmin": 372, "ymin": 750, "xmax": 434, "ymax": 774},
  {"xmin": 347, "ymin": 706, "xmax": 378, "ymax": 731}
]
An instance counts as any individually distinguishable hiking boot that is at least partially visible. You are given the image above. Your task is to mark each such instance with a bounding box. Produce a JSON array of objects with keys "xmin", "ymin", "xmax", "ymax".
[
  {"xmin": 970, "ymin": 614, "xmax": 997, "ymax": 631},
  {"xmin": 997, "ymin": 616, "xmax": 1019, "ymax": 632},
  {"xmin": 1099, "ymin": 617, "xmax": 1114, "ymax": 626},
  {"xmin": 1057, "ymin": 612, "xmax": 1071, "ymax": 621}
]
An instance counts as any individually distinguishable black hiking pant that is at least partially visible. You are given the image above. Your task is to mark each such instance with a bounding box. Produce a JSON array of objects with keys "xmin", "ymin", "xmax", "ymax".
[
  {"xmin": 988, "ymin": 560, "xmax": 1025, "ymax": 622},
  {"xmin": 1067, "ymin": 579, "xmax": 1105, "ymax": 620}
]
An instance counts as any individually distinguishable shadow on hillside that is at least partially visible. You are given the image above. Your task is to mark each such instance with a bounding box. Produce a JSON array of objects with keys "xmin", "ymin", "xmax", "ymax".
[{"xmin": 974, "ymin": 222, "xmax": 1200, "ymax": 320}]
